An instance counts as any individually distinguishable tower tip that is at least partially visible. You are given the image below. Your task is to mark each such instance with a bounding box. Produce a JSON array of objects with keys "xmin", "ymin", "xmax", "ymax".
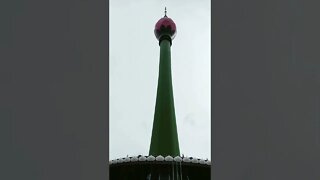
[{"xmin": 164, "ymin": 7, "xmax": 167, "ymax": 17}]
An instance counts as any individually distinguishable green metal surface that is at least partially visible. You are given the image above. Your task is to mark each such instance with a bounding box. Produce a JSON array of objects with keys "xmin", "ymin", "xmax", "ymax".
[{"xmin": 149, "ymin": 38, "xmax": 180, "ymax": 156}]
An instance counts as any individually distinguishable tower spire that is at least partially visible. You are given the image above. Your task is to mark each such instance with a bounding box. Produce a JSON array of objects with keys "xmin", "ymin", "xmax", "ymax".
[
  {"xmin": 164, "ymin": 7, "xmax": 167, "ymax": 17},
  {"xmin": 150, "ymin": 13, "xmax": 179, "ymax": 156}
]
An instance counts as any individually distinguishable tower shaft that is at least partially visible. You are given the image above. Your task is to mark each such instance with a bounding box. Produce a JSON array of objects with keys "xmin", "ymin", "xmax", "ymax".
[{"xmin": 149, "ymin": 38, "xmax": 180, "ymax": 156}]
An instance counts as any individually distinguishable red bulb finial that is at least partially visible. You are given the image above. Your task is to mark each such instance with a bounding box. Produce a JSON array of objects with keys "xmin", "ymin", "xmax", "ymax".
[{"xmin": 154, "ymin": 10, "xmax": 177, "ymax": 41}]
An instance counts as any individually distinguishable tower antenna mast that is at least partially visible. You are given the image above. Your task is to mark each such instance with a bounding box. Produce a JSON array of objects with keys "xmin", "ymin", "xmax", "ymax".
[{"xmin": 164, "ymin": 7, "xmax": 167, "ymax": 17}]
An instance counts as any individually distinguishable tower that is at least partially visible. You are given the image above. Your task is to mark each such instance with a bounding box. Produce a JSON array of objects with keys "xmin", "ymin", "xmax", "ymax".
[
  {"xmin": 149, "ymin": 8, "xmax": 180, "ymax": 157},
  {"xmin": 109, "ymin": 9, "xmax": 211, "ymax": 180}
]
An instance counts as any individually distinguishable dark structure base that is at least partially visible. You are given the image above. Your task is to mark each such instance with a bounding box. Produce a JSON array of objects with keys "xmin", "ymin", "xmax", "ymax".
[{"xmin": 110, "ymin": 161, "xmax": 210, "ymax": 180}]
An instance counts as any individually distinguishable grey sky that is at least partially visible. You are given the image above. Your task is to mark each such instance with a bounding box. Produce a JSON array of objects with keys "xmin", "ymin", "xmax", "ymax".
[{"xmin": 109, "ymin": 0, "xmax": 211, "ymax": 160}]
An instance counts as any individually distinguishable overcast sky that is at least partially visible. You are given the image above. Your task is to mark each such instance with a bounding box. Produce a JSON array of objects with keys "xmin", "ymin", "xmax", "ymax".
[{"xmin": 109, "ymin": 0, "xmax": 211, "ymax": 160}]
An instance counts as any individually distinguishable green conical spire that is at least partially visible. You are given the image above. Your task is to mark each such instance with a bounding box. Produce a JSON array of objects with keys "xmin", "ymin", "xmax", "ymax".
[{"xmin": 149, "ymin": 13, "xmax": 180, "ymax": 156}]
